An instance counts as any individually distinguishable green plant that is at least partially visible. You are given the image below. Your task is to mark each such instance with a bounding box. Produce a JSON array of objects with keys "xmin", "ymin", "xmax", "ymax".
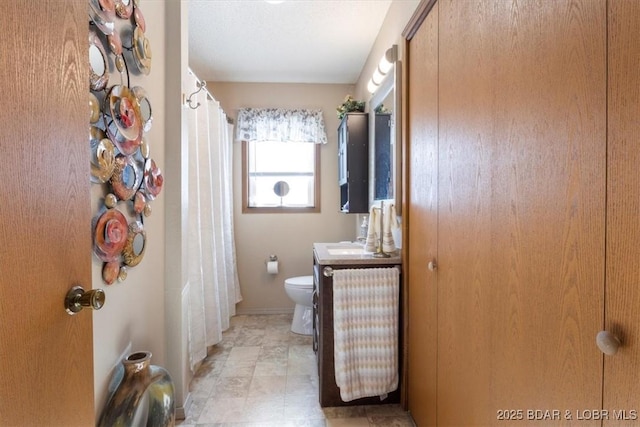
[
  {"xmin": 374, "ymin": 103, "xmax": 390, "ymax": 114},
  {"xmin": 336, "ymin": 95, "xmax": 365, "ymax": 119}
]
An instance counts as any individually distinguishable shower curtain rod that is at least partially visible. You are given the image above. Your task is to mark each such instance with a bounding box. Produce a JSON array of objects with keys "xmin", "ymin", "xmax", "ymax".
[{"xmin": 187, "ymin": 69, "xmax": 234, "ymax": 125}]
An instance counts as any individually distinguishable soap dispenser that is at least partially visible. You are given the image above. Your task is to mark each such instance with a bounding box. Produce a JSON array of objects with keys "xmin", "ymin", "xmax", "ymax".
[{"xmin": 359, "ymin": 215, "xmax": 368, "ymax": 242}]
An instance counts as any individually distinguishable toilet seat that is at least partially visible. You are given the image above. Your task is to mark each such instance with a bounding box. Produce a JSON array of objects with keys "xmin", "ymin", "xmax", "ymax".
[{"xmin": 284, "ymin": 275, "xmax": 313, "ymax": 288}]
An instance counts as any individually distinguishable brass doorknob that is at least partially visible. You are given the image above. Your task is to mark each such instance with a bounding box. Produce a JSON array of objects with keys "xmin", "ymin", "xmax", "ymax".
[
  {"xmin": 596, "ymin": 330, "xmax": 621, "ymax": 356},
  {"xmin": 65, "ymin": 286, "xmax": 106, "ymax": 315},
  {"xmin": 428, "ymin": 259, "xmax": 437, "ymax": 271}
]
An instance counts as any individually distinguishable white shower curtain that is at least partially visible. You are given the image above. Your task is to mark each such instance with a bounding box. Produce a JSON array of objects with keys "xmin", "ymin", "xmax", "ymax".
[{"xmin": 186, "ymin": 71, "xmax": 242, "ymax": 370}]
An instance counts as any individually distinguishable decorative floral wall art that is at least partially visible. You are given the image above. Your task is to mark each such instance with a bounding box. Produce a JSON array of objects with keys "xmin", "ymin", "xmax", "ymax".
[{"xmin": 89, "ymin": 0, "xmax": 163, "ymax": 285}]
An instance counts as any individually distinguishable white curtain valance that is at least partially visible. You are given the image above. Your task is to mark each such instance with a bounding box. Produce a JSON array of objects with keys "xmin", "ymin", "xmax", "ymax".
[{"xmin": 235, "ymin": 108, "xmax": 328, "ymax": 144}]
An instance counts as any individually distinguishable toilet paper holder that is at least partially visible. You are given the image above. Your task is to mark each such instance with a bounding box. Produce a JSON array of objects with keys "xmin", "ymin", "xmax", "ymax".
[
  {"xmin": 266, "ymin": 254, "xmax": 278, "ymax": 263},
  {"xmin": 265, "ymin": 255, "xmax": 279, "ymax": 275}
]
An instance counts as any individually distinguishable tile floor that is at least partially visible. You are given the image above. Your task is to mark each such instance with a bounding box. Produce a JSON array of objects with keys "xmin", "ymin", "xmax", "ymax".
[{"xmin": 177, "ymin": 313, "xmax": 416, "ymax": 427}]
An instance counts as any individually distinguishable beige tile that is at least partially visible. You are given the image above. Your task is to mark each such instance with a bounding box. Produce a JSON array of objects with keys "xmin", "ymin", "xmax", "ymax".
[
  {"xmin": 364, "ymin": 404, "xmax": 406, "ymax": 418},
  {"xmin": 258, "ymin": 345, "xmax": 289, "ymax": 362},
  {"xmin": 212, "ymin": 376, "xmax": 252, "ymax": 398},
  {"xmin": 180, "ymin": 314, "xmax": 414, "ymax": 427},
  {"xmin": 288, "ymin": 333, "xmax": 313, "ymax": 345},
  {"xmin": 254, "ymin": 360, "xmax": 288, "ymax": 377},
  {"xmin": 323, "ymin": 406, "xmax": 367, "ymax": 419},
  {"xmin": 177, "ymin": 396, "xmax": 207, "ymax": 425},
  {"xmin": 268, "ymin": 322, "xmax": 293, "ymax": 333},
  {"xmin": 189, "ymin": 374, "xmax": 217, "ymax": 399},
  {"xmin": 286, "ymin": 374, "xmax": 318, "ymax": 396},
  {"xmin": 289, "ymin": 344, "xmax": 315, "ymax": 358},
  {"xmin": 197, "ymin": 397, "xmax": 246, "ymax": 424},
  {"xmin": 284, "ymin": 394, "xmax": 325, "ymax": 421},
  {"xmin": 205, "ymin": 342, "xmax": 231, "ymax": 358},
  {"xmin": 277, "ymin": 421, "xmax": 326, "ymax": 427},
  {"xmin": 267, "ymin": 313, "xmax": 294, "ymax": 325},
  {"xmin": 249, "ymin": 375, "xmax": 287, "ymax": 397},
  {"xmin": 230, "ymin": 420, "xmax": 324, "ymax": 427},
  {"xmin": 234, "ymin": 329, "xmax": 266, "ymax": 346},
  {"xmin": 230, "ymin": 315, "xmax": 249, "ymax": 327},
  {"xmin": 368, "ymin": 415, "xmax": 416, "ymax": 427},
  {"xmin": 228, "ymin": 346, "xmax": 262, "ymax": 362},
  {"xmin": 195, "ymin": 356, "xmax": 227, "ymax": 379},
  {"xmin": 262, "ymin": 330, "xmax": 292, "ymax": 345},
  {"xmin": 287, "ymin": 358, "xmax": 318, "ymax": 376},
  {"xmin": 241, "ymin": 395, "xmax": 286, "ymax": 422},
  {"xmin": 220, "ymin": 360, "xmax": 256, "ymax": 377},
  {"xmin": 326, "ymin": 417, "xmax": 371, "ymax": 427},
  {"xmin": 244, "ymin": 315, "xmax": 274, "ymax": 327}
]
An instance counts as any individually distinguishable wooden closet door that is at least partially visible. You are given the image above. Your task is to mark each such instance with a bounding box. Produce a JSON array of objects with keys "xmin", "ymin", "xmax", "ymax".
[
  {"xmin": 604, "ymin": 1, "xmax": 640, "ymax": 424},
  {"xmin": 437, "ymin": 1, "xmax": 606, "ymax": 424},
  {"xmin": 406, "ymin": 2, "xmax": 438, "ymax": 426}
]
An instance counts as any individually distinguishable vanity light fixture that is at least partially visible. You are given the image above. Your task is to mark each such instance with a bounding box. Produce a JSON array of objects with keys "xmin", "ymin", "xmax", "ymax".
[{"xmin": 367, "ymin": 45, "xmax": 398, "ymax": 94}]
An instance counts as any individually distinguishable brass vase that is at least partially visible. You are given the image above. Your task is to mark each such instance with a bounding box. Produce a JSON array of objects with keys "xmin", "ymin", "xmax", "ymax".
[{"xmin": 98, "ymin": 351, "xmax": 175, "ymax": 427}]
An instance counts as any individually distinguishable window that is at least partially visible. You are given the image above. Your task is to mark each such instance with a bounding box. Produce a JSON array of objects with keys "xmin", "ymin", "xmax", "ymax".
[
  {"xmin": 242, "ymin": 140, "xmax": 320, "ymax": 213},
  {"xmin": 237, "ymin": 107, "xmax": 327, "ymax": 213}
]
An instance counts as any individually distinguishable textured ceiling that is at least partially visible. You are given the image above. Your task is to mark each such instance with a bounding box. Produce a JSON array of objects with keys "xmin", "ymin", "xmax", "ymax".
[{"xmin": 188, "ymin": 0, "xmax": 393, "ymax": 84}]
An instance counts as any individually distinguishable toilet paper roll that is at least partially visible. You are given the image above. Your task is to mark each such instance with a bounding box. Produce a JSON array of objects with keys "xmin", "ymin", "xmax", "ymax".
[{"xmin": 267, "ymin": 261, "xmax": 278, "ymax": 274}]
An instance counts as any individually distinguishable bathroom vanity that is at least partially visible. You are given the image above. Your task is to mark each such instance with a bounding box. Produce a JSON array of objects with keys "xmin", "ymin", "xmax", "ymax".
[{"xmin": 312, "ymin": 242, "xmax": 402, "ymax": 407}]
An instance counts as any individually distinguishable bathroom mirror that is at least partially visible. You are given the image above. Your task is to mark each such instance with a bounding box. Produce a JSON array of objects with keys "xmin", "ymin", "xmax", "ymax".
[{"xmin": 369, "ymin": 60, "xmax": 401, "ymax": 214}]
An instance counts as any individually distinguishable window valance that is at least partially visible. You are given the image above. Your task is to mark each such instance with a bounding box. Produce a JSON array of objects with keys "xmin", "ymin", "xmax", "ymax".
[{"xmin": 235, "ymin": 108, "xmax": 328, "ymax": 144}]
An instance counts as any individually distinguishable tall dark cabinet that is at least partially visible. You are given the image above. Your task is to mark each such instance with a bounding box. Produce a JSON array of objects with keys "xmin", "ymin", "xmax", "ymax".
[{"xmin": 338, "ymin": 112, "xmax": 368, "ymax": 213}]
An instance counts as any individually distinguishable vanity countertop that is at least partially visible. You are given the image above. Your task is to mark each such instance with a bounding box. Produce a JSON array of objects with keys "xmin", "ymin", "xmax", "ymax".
[{"xmin": 313, "ymin": 242, "xmax": 401, "ymax": 265}]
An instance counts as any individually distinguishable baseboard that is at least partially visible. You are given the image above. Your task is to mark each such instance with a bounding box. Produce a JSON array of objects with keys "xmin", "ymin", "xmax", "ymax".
[
  {"xmin": 175, "ymin": 392, "xmax": 192, "ymax": 420},
  {"xmin": 235, "ymin": 307, "xmax": 294, "ymax": 316}
]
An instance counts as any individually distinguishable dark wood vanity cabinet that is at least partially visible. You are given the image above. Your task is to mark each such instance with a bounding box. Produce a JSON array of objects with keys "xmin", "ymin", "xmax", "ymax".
[
  {"xmin": 312, "ymin": 254, "xmax": 402, "ymax": 407},
  {"xmin": 338, "ymin": 113, "xmax": 368, "ymax": 213}
]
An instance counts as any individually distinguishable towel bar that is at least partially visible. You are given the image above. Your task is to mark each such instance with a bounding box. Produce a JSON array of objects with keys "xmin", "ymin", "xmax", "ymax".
[{"xmin": 322, "ymin": 266, "xmax": 400, "ymax": 277}]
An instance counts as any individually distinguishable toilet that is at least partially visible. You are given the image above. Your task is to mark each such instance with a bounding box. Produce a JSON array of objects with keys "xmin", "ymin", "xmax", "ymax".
[{"xmin": 284, "ymin": 275, "xmax": 314, "ymax": 335}]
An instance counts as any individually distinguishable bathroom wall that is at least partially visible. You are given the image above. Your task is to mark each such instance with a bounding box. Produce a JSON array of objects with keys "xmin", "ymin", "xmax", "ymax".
[
  {"xmin": 354, "ymin": 0, "xmax": 422, "ymax": 100},
  {"xmin": 207, "ymin": 82, "xmax": 358, "ymax": 314},
  {"xmin": 91, "ymin": 1, "xmax": 167, "ymax": 416}
]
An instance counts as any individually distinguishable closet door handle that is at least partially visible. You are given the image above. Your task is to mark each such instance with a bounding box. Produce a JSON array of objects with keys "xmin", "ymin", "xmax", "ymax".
[
  {"xmin": 596, "ymin": 331, "xmax": 621, "ymax": 356},
  {"xmin": 427, "ymin": 259, "xmax": 437, "ymax": 272}
]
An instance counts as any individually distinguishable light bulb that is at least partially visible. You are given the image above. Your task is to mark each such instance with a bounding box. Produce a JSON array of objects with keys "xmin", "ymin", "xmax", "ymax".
[
  {"xmin": 367, "ymin": 79, "xmax": 378, "ymax": 94},
  {"xmin": 378, "ymin": 56, "xmax": 393, "ymax": 75},
  {"xmin": 372, "ymin": 68, "xmax": 384, "ymax": 85}
]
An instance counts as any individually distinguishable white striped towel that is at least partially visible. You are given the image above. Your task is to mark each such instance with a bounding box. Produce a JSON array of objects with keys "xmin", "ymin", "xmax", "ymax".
[
  {"xmin": 364, "ymin": 205, "xmax": 379, "ymax": 253},
  {"xmin": 382, "ymin": 203, "xmax": 398, "ymax": 254},
  {"xmin": 332, "ymin": 267, "xmax": 399, "ymax": 402}
]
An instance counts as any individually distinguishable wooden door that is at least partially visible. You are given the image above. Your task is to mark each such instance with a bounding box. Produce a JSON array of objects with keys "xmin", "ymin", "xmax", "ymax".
[
  {"xmin": 0, "ymin": 2, "xmax": 94, "ymax": 425},
  {"xmin": 604, "ymin": 1, "xmax": 640, "ymax": 424},
  {"xmin": 406, "ymin": 2, "xmax": 438, "ymax": 426},
  {"xmin": 437, "ymin": 0, "xmax": 606, "ymax": 424}
]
